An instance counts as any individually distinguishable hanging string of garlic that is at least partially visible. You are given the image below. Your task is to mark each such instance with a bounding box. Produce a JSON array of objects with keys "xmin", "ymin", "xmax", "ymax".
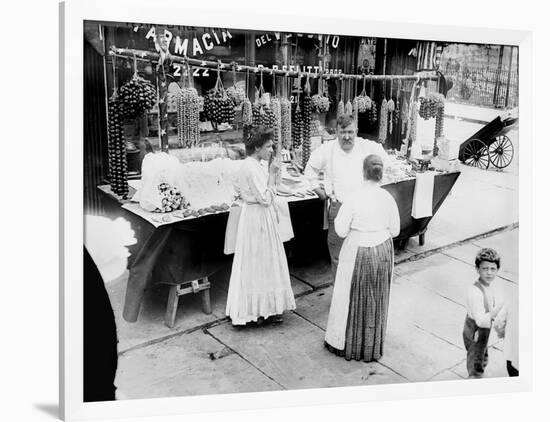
[
  {"xmin": 280, "ymin": 77, "xmax": 292, "ymax": 149},
  {"xmin": 410, "ymin": 101, "xmax": 418, "ymax": 145},
  {"xmin": 387, "ymin": 79, "xmax": 395, "ymax": 136},
  {"xmin": 337, "ymin": 97, "xmax": 345, "ymax": 119},
  {"xmin": 378, "ymin": 80, "xmax": 388, "ymax": 144},
  {"xmin": 344, "ymin": 79, "xmax": 353, "ymax": 115},
  {"xmin": 291, "ymin": 76, "xmax": 304, "ymax": 150},
  {"xmin": 270, "ymin": 75, "xmax": 282, "ymax": 148},
  {"xmin": 352, "ymin": 79, "xmax": 359, "ymax": 125},
  {"xmin": 401, "ymin": 99, "xmax": 409, "ymax": 136},
  {"xmin": 241, "ymin": 69, "xmax": 253, "ymax": 126}
]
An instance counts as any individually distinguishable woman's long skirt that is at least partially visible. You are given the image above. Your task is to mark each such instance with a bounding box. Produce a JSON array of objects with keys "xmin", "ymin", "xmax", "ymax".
[
  {"xmin": 325, "ymin": 235, "xmax": 394, "ymax": 362},
  {"xmin": 225, "ymin": 203, "xmax": 296, "ymax": 325}
]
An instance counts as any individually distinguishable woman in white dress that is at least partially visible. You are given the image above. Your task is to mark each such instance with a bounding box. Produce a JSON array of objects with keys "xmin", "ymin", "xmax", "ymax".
[
  {"xmin": 226, "ymin": 127, "xmax": 296, "ymax": 326},
  {"xmin": 325, "ymin": 154, "xmax": 400, "ymax": 361}
]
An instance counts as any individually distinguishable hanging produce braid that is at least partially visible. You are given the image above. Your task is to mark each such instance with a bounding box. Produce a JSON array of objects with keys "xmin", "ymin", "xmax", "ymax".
[
  {"xmin": 378, "ymin": 98, "xmax": 388, "ymax": 143},
  {"xmin": 176, "ymin": 86, "xmax": 200, "ymax": 148},
  {"xmin": 107, "ymin": 98, "xmax": 129, "ymax": 199},
  {"xmin": 280, "ymin": 98, "xmax": 292, "ymax": 149},
  {"xmin": 302, "ymin": 95, "xmax": 312, "ymax": 168}
]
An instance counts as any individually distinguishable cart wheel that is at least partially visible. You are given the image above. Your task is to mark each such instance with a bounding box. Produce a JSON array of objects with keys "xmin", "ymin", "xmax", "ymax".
[
  {"xmin": 488, "ymin": 135, "xmax": 514, "ymax": 169},
  {"xmin": 463, "ymin": 139, "xmax": 490, "ymax": 169}
]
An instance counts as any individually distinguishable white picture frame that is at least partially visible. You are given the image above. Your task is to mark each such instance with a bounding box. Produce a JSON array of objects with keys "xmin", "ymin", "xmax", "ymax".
[{"xmin": 61, "ymin": 0, "xmax": 533, "ymax": 420}]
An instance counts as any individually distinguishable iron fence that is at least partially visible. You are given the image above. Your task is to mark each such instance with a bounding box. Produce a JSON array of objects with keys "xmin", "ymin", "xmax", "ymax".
[{"xmin": 441, "ymin": 61, "xmax": 518, "ymax": 109}]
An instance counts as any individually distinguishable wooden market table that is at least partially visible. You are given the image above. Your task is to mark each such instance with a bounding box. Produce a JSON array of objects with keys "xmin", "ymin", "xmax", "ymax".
[{"xmin": 97, "ymin": 170, "xmax": 460, "ymax": 326}]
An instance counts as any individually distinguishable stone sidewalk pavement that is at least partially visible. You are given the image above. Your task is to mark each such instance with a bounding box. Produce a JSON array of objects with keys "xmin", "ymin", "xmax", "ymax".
[
  {"xmin": 114, "ymin": 227, "xmax": 518, "ymax": 399},
  {"xmin": 105, "ymin": 101, "xmax": 519, "ymax": 399}
]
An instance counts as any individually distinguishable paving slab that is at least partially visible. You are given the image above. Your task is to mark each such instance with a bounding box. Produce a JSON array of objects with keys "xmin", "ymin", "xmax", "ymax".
[
  {"xmin": 389, "ymin": 278, "xmax": 467, "ymax": 348},
  {"xmin": 450, "ymin": 346, "xmax": 509, "ymax": 379},
  {"xmin": 115, "ymin": 330, "xmax": 281, "ymax": 399},
  {"xmin": 290, "ymin": 259, "xmax": 333, "ymax": 289},
  {"xmin": 291, "ymin": 275, "xmax": 315, "ymax": 296},
  {"xmin": 293, "ymin": 286, "xmax": 333, "ymax": 330},
  {"xmin": 380, "ymin": 314, "xmax": 465, "ymax": 382},
  {"xmin": 207, "ymin": 313, "xmax": 406, "ymax": 389}
]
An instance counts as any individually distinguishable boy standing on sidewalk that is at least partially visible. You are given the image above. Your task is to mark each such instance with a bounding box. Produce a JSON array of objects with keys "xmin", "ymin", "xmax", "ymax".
[{"xmin": 463, "ymin": 248, "xmax": 504, "ymax": 378}]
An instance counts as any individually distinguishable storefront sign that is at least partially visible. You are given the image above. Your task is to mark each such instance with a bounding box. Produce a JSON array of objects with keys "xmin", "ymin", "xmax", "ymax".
[
  {"xmin": 257, "ymin": 63, "xmax": 342, "ymax": 75},
  {"xmin": 255, "ymin": 32, "xmax": 340, "ymax": 49},
  {"xmin": 172, "ymin": 64, "xmax": 210, "ymax": 78},
  {"xmin": 145, "ymin": 27, "xmax": 233, "ymax": 57}
]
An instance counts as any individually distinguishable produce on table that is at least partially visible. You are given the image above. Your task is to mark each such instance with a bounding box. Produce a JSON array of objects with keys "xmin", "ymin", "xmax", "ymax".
[
  {"xmin": 107, "ymin": 97, "xmax": 129, "ymax": 198},
  {"xmin": 154, "ymin": 182, "xmax": 188, "ymax": 213}
]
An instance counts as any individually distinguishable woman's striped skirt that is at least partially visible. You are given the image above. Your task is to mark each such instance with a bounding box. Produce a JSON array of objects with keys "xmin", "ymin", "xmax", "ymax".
[{"xmin": 325, "ymin": 237, "xmax": 394, "ymax": 362}]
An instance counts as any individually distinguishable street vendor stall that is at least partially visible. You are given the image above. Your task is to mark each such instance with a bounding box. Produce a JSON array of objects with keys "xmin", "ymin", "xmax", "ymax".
[
  {"xmin": 91, "ymin": 31, "xmax": 459, "ymax": 327},
  {"xmin": 98, "ymin": 167, "xmax": 459, "ymax": 326}
]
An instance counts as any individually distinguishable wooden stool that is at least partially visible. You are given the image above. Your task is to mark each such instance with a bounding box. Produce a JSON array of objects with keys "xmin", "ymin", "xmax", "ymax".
[{"xmin": 162, "ymin": 277, "xmax": 212, "ymax": 328}]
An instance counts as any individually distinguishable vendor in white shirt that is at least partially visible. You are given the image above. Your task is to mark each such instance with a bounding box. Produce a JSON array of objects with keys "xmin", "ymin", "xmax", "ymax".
[{"xmin": 304, "ymin": 114, "xmax": 389, "ymax": 280}]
